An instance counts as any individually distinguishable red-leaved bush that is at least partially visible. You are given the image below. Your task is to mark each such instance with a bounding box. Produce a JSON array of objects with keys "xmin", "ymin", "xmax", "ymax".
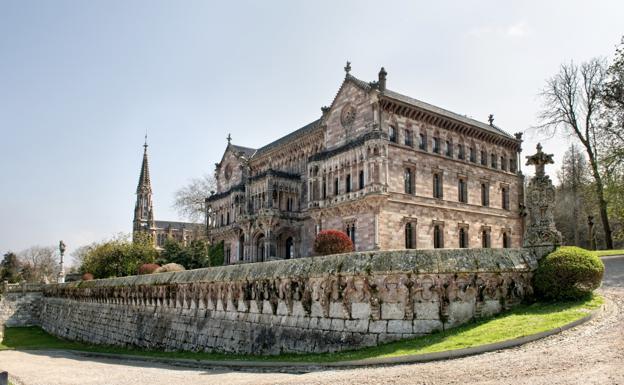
[
  {"xmin": 138, "ymin": 263, "xmax": 161, "ymax": 275},
  {"xmin": 81, "ymin": 273, "xmax": 94, "ymax": 281},
  {"xmin": 313, "ymin": 230, "xmax": 354, "ymax": 256}
]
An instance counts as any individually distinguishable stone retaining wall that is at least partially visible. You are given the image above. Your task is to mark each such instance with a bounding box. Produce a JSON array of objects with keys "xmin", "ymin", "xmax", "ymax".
[
  {"xmin": 0, "ymin": 284, "xmax": 43, "ymax": 341},
  {"xmin": 37, "ymin": 249, "xmax": 536, "ymax": 355}
]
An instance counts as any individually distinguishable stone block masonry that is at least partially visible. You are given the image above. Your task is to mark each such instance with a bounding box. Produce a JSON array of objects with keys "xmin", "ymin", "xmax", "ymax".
[{"xmin": 33, "ymin": 249, "xmax": 537, "ymax": 355}]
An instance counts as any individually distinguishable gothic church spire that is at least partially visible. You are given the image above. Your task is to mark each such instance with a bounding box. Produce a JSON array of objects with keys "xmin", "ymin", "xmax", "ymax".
[{"xmin": 133, "ymin": 136, "xmax": 154, "ymax": 235}]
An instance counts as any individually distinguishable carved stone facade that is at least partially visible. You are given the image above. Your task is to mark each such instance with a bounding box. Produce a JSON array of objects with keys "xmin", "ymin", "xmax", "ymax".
[
  {"xmin": 523, "ymin": 143, "xmax": 562, "ymax": 257},
  {"xmin": 35, "ymin": 249, "xmax": 536, "ymax": 355},
  {"xmin": 207, "ymin": 66, "xmax": 525, "ymax": 264}
]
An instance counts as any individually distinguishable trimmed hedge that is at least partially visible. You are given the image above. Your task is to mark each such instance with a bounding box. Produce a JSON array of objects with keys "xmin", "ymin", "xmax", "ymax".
[
  {"xmin": 534, "ymin": 246, "xmax": 604, "ymax": 300},
  {"xmin": 314, "ymin": 230, "xmax": 354, "ymax": 256}
]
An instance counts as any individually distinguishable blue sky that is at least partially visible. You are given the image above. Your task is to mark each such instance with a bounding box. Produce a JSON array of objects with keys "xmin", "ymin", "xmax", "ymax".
[{"xmin": 1, "ymin": 0, "xmax": 622, "ymax": 260}]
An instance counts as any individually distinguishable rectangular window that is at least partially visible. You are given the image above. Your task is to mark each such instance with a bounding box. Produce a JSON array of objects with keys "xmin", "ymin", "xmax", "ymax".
[
  {"xmin": 445, "ymin": 140, "xmax": 452, "ymax": 157},
  {"xmin": 510, "ymin": 158, "xmax": 517, "ymax": 173},
  {"xmin": 419, "ymin": 133, "xmax": 427, "ymax": 151},
  {"xmin": 359, "ymin": 170, "xmax": 365, "ymax": 190},
  {"xmin": 433, "ymin": 137, "xmax": 440, "ymax": 154},
  {"xmin": 491, "ymin": 154, "xmax": 497, "ymax": 168},
  {"xmin": 433, "ymin": 173, "xmax": 443, "ymax": 199},
  {"xmin": 458, "ymin": 144, "xmax": 465, "ymax": 160},
  {"xmin": 389, "ymin": 126, "xmax": 397, "ymax": 143},
  {"xmin": 346, "ymin": 223, "xmax": 356, "ymax": 246},
  {"xmin": 405, "ymin": 130, "xmax": 413, "ymax": 147},
  {"xmin": 405, "ymin": 222, "xmax": 416, "ymax": 249},
  {"xmin": 482, "ymin": 230, "xmax": 491, "ymax": 248},
  {"xmin": 334, "ymin": 178, "xmax": 339, "ymax": 196},
  {"xmin": 470, "ymin": 147, "xmax": 476, "ymax": 163},
  {"xmin": 501, "ymin": 157, "xmax": 506, "ymax": 171},
  {"xmin": 481, "ymin": 150, "xmax": 487, "ymax": 166},
  {"xmin": 346, "ymin": 174, "xmax": 351, "ymax": 193},
  {"xmin": 481, "ymin": 183, "xmax": 489, "ymax": 206},
  {"xmin": 502, "ymin": 186, "xmax": 510, "ymax": 210},
  {"xmin": 322, "ymin": 179, "xmax": 327, "ymax": 199},
  {"xmin": 433, "ymin": 224, "xmax": 444, "ymax": 248},
  {"xmin": 459, "ymin": 227, "xmax": 468, "ymax": 248},
  {"xmin": 458, "ymin": 178, "xmax": 467, "ymax": 203},
  {"xmin": 404, "ymin": 168, "xmax": 414, "ymax": 194}
]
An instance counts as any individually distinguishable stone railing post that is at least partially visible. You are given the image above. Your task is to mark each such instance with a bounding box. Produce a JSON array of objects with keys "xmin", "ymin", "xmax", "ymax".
[{"xmin": 523, "ymin": 143, "xmax": 562, "ymax": 259}]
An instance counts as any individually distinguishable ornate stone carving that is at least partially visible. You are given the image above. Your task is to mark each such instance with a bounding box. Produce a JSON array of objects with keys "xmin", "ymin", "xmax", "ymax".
[{"xmin": 523, "ymin": 144, "xmax": 562, "ymax": 255}]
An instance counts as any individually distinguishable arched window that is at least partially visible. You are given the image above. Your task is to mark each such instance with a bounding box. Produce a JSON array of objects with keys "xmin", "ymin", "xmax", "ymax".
[
  {"xmin": 285, "ymin": 237, "xmax": 294, "ymax": 259},
  {"xmin": 433, "ymin": 173, "xmax": 443, "ymax": 198},
  {"xmin": 239, "ymin": 234, "xmax": 245, "ymax": 260},
  {"xmin": 405, "ymin": 129, "xmax": 413, "ymax": 147},
  {"xmin": 359, "ymin": 170, "xmax": 365, "ymax": 190},
  {"xmin": 419, "ymin": 133, "xmax": 427, "ymax": 151},
  {"xmin": 481, "ymin": 150, "xmax": 487, "ymax": 166},
  {"xmin": 458, "ymin": 178, "xmax": 467, "ymax": 203},
  {"xmin": 501, "ymin": 186, "xmax": 510, "ymax": 210},
  {"xmin": 433, "ymin": 225, "xmax": 443, "ymax": 248}
]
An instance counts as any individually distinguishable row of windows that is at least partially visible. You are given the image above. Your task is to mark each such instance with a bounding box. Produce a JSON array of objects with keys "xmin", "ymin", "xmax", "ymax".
[
  {"xmin": 404, "ymin": 168, "xmax": 510, "ymax": 210},
  {"xmin": 405, "ymin": 222, "xmax": 511, "ymax": 249},
  {"xmin": 389, "ymin": 126, "xmax": 517, "ymax": 172},
  {"xmin": 318, "ymin": 170, "xmax": 365, "ymax": 200}
]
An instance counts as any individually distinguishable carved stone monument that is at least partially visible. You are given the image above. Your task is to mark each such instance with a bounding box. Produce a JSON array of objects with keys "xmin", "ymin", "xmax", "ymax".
[{"xmin": 523, "ymin": 143, "xmax": 562, "ymax": 258}]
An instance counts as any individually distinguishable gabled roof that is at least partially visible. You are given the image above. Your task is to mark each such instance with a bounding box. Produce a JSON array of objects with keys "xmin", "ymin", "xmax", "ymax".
[
  {"xmin": 254, "ymin": 119, "xmax": 322, "ymax": 158},
  {"xmin": 229, "ymin": 144, "xmax": 256, "ymax": 158},
  {"xmin": 382, "ymin": 89, "xmax": 513, "ymax": 139}
]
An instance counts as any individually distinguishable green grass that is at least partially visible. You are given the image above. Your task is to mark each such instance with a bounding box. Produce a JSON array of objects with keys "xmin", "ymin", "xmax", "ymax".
[
  {"xmin": 593, "ymin": 249, "xmax": 624, "ymax": 257},
  {"xmin": 0, "ymin": 295, "xmax": 603, "ymax": 363}
]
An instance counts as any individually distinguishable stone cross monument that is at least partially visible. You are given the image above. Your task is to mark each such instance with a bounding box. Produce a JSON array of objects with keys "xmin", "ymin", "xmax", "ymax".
[
  {"xmin": 523, "ymin": 143, "xmax": 562, "ymax": 258},
  {"xmin": 58, "ymin": 240, "xmax": 66, "ymax": 284}
]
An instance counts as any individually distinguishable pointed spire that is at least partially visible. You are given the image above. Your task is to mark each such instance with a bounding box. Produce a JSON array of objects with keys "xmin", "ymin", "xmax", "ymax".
[{"xmin": 137, "ymin": 138, "xmax": 151, "ymax": 193}]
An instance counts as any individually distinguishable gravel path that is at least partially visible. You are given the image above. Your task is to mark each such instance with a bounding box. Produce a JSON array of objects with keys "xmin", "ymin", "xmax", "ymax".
[{"xmin": 2, "ymin": 256, "xmax": 623, "ymax": 385}]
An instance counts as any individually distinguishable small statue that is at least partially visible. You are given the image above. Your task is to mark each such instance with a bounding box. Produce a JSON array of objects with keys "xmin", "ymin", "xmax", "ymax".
[
  {"xmin": 344, "ymin": 61, "xmax": 351, "ymax": 74},
  {"xmin": 59, "ymin": 240, "xmax": 66, "ymax": 257},
  {"xmin": 488, "ymin": 114, "xmax": 494, "ymax": 126}
]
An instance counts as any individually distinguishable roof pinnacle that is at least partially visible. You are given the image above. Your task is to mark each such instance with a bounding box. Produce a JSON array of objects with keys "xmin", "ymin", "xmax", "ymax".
[{"xmin": 344, "ymin": 61, "xmax": 351, "ymax": 75}]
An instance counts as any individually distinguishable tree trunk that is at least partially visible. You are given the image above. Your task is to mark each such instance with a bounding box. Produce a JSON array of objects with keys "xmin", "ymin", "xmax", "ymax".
[{"xmin": 589, "ymin": 156, "xmax": 614, "ymax": 249}]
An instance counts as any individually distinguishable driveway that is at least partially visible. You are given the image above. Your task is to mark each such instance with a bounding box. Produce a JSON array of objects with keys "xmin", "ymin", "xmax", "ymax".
[{"xmin": 2, "ymin": 256, "xmax": 624, "ymax": 385}]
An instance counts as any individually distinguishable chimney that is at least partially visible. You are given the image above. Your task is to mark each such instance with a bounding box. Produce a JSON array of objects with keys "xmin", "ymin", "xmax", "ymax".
[{"xmin": 378, "ymin": 67, "xmax": 387, "ymax": 91}]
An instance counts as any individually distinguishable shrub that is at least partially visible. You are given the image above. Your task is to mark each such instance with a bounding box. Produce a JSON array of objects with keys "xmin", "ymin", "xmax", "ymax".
[
  {"xmin": 534, "ymin": 246, "xmax": 604, "ymax": 300},
  {"xmin": 314, "ymin": 230, "xmax": 354, "ymax": 256},
  {"xmin": 138, "ymin": 263, "xmax": 160, "ymax": 275},
  {"xmin": 81, "ymin": 273, "xmax": 94, "ymax": 281},
  {"xmin": 154, "ymin": 263, "xmax": 186, "ymax": 273}
]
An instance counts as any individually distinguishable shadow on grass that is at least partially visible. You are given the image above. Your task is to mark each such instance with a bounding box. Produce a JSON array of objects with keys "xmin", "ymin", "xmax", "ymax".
[{"xmin": 0, "ymin": 295, "xmax": 602, "ymax": 364}]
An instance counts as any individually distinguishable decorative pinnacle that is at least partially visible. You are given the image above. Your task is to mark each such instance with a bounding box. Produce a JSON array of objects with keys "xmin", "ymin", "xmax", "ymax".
[
  {"xmin": 144, "ymin": 131, "xmax": 148, "ymax": 149},
  {"xmin": 344, "ymin": 61, "xmax": 351, "ymax": 74},
  {"xmin": 488, "ymin": 114, "xmax": 494, "ymax": 126},
  {"xmin": 526, "ymin": 143, "xmax": 554, "ymax": 177},
  {"xmin": 227, "ymin": 133, "xmax": 232, "ymax": 144}
]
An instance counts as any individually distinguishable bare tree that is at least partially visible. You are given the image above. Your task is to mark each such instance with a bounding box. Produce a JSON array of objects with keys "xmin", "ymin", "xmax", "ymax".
[
  {"xmin": 18, "ymin": 246, "xmax": 59, "ymax": 283},
  {"xmin": 537, "ymin": 59, "xmax": 614, "ymax": 249},
  {"xmin": 556, "ymin": 144, "xmax": 590, "ymax": 245},
  {"xmin": 173, "ymin": 174, "xmax": 216, "ymax": 223}
]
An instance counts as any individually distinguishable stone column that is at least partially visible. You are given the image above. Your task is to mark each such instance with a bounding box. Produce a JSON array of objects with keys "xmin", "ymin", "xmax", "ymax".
[{"xmin": 523, "ymin": 143, "xmax": 562, "ymax": 259}]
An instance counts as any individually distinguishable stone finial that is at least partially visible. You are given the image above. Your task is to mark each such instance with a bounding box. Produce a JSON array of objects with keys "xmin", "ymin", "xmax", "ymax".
[
  {"xmin": 344, "ymin": 61, "xmax": 351, "ymax": 75},
  {"xmin": 321, "ymin": 106, "xmax": 330, "ymax": 114},
  {"xmin": 514, "ymin": 132, "xmax": 523, "ymax": 141},
  {"xmin": 378, "ymin": 67, "xmax": 387, "ymax": 91},
  {"xmin": 227, "ymin": 133, "xmax": 232, "ymax": 145},
  {"xmin": 525, "ymin": 143, "xmax": 554, "ymax": 178},
  {"xmin": 488, "ymin": 114, "xmax": 494, "ymax": 126}
]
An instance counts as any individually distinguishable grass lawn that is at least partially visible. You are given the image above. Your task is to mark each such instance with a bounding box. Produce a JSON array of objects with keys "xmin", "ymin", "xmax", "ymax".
[
  {"xmin": 593, "ymin": 249, "xmax": 624, "ymax": 257},
  {"xmin": 0, "ymin": 295, "xmax": 602, "ymax": 363}
]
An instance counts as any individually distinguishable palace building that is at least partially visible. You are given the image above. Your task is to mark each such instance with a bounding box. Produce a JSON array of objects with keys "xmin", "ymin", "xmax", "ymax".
[
  {"xmin": 206, "ymin": 64, "xmax": 524, "ymax": 264},
  {"xmin": 133, "ymin": 139, "xmax": 204, "ymax": 248}
]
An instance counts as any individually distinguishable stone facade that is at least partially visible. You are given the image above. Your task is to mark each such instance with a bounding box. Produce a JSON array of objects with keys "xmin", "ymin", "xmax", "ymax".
[
  {"xmin": 207, "ymin": 65, "xmax": 524, "ymax": 264},
  {"xmin": 34, "ymin": 249, "xmax": 536, "ymax": 355}
]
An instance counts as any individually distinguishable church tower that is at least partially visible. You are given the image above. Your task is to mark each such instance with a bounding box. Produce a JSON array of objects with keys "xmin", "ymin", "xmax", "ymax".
[{"xmin": 133, "ymin": 137, "xmax": 155, "ymax": 238}]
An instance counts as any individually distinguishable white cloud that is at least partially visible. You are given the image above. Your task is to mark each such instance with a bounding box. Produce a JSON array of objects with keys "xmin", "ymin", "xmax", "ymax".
[{"xmin": 469, "ymin": 21, "xmax": 530, "ymax": 38}]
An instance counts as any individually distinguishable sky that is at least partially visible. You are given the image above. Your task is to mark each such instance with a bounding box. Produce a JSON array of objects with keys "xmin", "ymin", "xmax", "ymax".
[{"xmin": 1, "ymin": 0, "xmax": 622, "ymax": 262}]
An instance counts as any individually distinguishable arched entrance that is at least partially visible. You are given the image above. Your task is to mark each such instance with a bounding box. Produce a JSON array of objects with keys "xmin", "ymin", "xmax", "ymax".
[{"xmin": 285, "ymin": 237, "xmax": 294, "ymax": 259}]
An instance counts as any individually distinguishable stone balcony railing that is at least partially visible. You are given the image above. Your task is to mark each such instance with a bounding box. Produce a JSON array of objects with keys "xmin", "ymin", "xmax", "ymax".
[{"xmin": 307, "ymin": 183, "xmax": 388, "ymax": 209}]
